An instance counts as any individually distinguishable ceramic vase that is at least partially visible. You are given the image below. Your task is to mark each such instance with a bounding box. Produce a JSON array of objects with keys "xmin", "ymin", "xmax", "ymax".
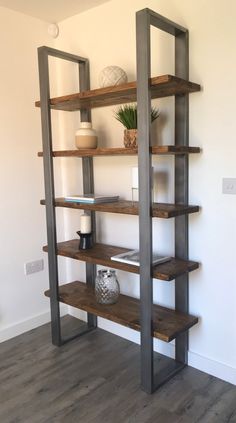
[{"xmin": 75, "ymin": 122, "xmax": 98, "ymax": 149}]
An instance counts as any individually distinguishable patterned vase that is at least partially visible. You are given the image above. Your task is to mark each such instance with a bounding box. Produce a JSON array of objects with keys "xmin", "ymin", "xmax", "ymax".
[{"xmin": 95, "ymin": 270, "xmax": 120, "ymax": 305}]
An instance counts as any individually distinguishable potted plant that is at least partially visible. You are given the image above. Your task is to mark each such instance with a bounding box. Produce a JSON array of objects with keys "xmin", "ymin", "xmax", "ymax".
[{"xmin": 114, "ymin": 103, "xmax": 159, "ymax": 148}]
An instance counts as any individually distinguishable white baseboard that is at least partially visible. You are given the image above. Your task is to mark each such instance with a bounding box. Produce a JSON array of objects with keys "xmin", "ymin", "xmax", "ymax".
[
  {"xmin": 0, "ymin": 304, "xmax": 68, "ymax": 343},
  {"xmin": 188, "ymin": 351, "xmax": 236, "ymax": 386},
  {"xmin": 68, "ymin": 307, "xmax": 236, "ymax": 386}
]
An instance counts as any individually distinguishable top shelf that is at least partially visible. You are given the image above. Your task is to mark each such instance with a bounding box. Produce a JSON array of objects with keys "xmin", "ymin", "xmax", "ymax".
[
  {"xmin": 35, "ymin": 74, "xmax": 200, "ymax": 111},
  {"xmin": 38, "ymin": 145, "xmax": 200, "ymax": 157}
]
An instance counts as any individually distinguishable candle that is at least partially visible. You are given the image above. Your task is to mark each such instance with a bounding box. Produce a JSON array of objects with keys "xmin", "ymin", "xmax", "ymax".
[
  {"xmin": 80, "ymin": 213, "xmax": 91, "ymax": 234},
  {"xmin": 131, "ymin": 166, "xmax": 154, "ymax": 189},
  {"xmin": 132, "ymin": 167, "xmax": 139, "ymax": 189}
]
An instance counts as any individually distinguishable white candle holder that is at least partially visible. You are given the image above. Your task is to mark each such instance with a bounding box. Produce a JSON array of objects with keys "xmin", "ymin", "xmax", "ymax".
[{"xmin": 77, "ymin": 231, "xmax": 93, "ymax": 250}]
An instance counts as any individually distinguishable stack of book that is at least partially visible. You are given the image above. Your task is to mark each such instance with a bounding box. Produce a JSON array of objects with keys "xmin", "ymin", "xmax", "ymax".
[{"xmin": 64, "ymin": 194, "xmax": 119, "ymax": 204}]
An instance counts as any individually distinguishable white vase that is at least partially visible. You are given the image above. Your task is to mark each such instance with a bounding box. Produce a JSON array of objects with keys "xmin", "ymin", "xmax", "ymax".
[{"xmin": 75, "ymin": 122, "xmax": 98, "ymax": 149}]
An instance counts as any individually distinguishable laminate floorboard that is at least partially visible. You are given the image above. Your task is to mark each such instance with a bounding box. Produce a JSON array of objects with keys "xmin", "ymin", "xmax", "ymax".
[{"xmin": 0, "ymin": 316, "xmax": 235, "ymax": 423}]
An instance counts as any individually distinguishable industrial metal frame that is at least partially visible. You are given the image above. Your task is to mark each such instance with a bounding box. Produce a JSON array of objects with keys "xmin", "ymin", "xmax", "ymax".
[
  {"xmin": 136, "ymin": 8, "xmax": 189, "ymax": 393},
  {"xmin": 38, "ymin": 46, "xmax": 97, "ymax": 346},
  {"xmin": 38, "ymin": 7, "xmax": 190, "ymax": 394}
]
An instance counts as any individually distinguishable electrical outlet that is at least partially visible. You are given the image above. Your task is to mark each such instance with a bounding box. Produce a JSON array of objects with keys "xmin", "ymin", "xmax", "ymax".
[
  {"xmin": 222, "ymin": 178, "xmax": 236, "ymax": 195},
  {"xmin": 24, "ymin": 259, "xmax": 44, "ymax": 275}
]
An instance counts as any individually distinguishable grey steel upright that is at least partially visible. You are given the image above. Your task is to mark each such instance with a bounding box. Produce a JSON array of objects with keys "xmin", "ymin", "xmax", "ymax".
[
  {"xmin": 38, "ymin": 46, "xmax": 97, "ymax": 346},
  {"xmin": 136, "ymin": 9, "xmax": 190, "ymax": 393}
]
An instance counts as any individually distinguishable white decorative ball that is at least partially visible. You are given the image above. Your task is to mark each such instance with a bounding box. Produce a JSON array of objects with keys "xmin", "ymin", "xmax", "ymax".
[{"xmin": 99, "ymin": 66, "xmax": 128, "ymax": 88}]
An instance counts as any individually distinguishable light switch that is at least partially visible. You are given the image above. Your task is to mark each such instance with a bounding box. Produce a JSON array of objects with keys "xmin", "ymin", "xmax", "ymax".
[
  {"xmin": 24, "ymin": 259, "xmax": 44, "ymax": 275},
  {"xmin": 222, "ymin": 178, "xmax": 236, "ymax": 195}
]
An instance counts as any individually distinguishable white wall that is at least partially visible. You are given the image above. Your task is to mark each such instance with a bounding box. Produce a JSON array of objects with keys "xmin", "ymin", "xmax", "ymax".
[
  {"xmin": 52, "ymin": 0, "xmax": 236, "ymax": 385},
  {"xmin": 0, "ymin": 7, "xmax": 69, "ymax": 341}
]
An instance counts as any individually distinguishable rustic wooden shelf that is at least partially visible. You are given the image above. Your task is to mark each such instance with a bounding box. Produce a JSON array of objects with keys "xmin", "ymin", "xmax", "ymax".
[
  {"xmin": 44, "ymin": 280, "xmax": 198, "ymax": 342},
  {"xmin": 38, "ymin": 145, "xmax": 200, "ymax": 157},
  {"xmin": 40, "ymin": 198, "xmax": 199, "ymax": 219},
  {"xmin": 43, "ymin": 240, "xmax": 199, "ymax": 281},
  {"xmin": 35, "ymin": 74, "xmax": 200, "ymax": 111}
]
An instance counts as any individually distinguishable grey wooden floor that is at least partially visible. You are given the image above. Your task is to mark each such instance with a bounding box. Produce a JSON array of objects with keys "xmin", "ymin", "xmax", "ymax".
[{"xmin": 0, "ymin": 316, "xmax": 235, "ymax": 423}]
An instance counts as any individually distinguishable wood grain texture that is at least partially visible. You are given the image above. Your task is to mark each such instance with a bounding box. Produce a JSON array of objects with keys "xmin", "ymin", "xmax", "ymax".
[
  {"xmin": 38, "ymin": 145, "xmax": 201, "ymax": 157},
  {"xmin": 35, "ymin": 74, "xmax": 200, "ymax": 111},
  {"xmin": 0, "ymin": 316, "xmax": 235, "ymax": 422},
  {"xmin": 44, "ymin": 281, "xmax": 198, "ymax": 342},
  {"xmin": 40, "ymin": 198, "xmax": 199, "ymax": 218},
  {"xmin": 43, "ymin": 240, "xmax": 199, "ymax": 281}
]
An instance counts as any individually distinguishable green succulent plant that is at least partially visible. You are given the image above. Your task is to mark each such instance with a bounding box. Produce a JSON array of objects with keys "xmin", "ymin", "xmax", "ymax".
[{"xmin": 114, "ymin": 103, "xmax": 159, "ymax": 129}]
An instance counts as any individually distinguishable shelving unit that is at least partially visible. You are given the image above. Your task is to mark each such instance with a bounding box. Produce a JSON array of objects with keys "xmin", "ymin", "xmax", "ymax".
[{"xmin": 37, "ymin": 8, "xmax": 201, "ymax": 394}]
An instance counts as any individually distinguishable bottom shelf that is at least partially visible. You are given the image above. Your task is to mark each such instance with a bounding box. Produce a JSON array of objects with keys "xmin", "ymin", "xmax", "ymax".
[{"xmin": 45, "ymin": 281, "xmax": 198, "ymax": 343}]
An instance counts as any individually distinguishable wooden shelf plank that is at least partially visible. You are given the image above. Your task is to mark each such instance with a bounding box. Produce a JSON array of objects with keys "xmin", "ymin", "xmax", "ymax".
[
  {"xmin": 35, "ymin": 74, "xmax": 200, "ymax": 111},
  {"xmin": 44, "ymin": 280, "xmax": 198, "ymax": 342},
  {"xmin": 43, "ymin": 240, "xmax": 199, "ymax": 281},
  {"xmin": 40, "ymin": 198, "xmax": 199, "ymax": 218},
  {"xmin": 38, "ymin": 145, "xmax": 201, "ymax": 157}
]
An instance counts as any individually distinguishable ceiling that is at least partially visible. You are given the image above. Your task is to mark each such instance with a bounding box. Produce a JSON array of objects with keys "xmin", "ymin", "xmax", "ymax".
[{"xmin": 0, "ymin": 0, "xmax": 111, "ymax": 22}]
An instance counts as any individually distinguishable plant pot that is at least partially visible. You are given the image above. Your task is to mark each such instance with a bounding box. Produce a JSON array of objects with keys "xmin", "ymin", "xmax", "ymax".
[
  {"xmin": 75, "ymin": 122, "xmax": 98, "ymax": 149},
  {"xmin": 124, "ymin": 129, "xmax": 137, "ymax": 148}
]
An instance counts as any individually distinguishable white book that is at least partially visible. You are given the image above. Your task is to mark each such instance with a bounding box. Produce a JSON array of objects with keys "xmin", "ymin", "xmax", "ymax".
[
  {"xmin": 111, "ymin": 250, "xmax": 171, "ymax": 266},
  {"xmin": 64, "ymin": 194, "xmax": 119, "ymax": 203}
]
